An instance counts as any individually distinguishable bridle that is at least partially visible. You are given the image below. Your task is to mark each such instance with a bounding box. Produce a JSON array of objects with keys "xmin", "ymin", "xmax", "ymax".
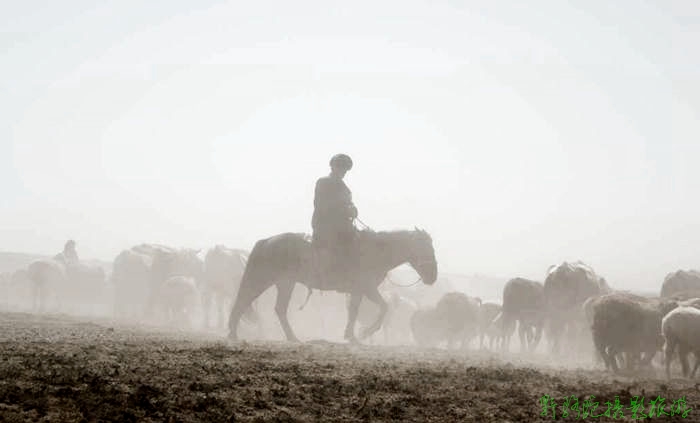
[
  {"xmin": 387, "ymin": 258, "xmax": 437, "ymax": 287},
  {"xmin": 354, "ymin": 217, "xmax": 371, "ymax": 230},
  {"xmin": 387, "ymin": 273, "xmax": 423, "ymax": 288},
  {"xmin": 353, "ymin": 217, "xmax": 437, "ymax": 288}
]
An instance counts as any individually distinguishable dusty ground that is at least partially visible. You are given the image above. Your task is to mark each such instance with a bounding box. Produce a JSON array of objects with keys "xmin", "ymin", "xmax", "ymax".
[{"xmin": 0, "ymin": 312, "xmax": 698, "ymax": 422}]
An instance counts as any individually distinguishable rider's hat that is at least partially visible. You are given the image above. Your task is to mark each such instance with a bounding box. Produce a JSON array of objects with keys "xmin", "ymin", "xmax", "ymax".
[{"xmin": 330, "ymin": 153, "xmax": 353, "ymax": 171}]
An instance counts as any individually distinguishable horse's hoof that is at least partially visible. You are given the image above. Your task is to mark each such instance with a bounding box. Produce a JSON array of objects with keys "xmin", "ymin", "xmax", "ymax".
[
  {"xmin": 359, "ymin": 328, "xmax": 373, "ymax": 340},
  {"xmin": 343, "ymin": 330, "xmax": 360, "ymax": 344}
]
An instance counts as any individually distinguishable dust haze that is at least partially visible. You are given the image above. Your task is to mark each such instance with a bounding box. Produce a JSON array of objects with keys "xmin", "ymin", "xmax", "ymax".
[{"xmin": 1, "ymin": 1, "xmax": 699, "ymax": 421}]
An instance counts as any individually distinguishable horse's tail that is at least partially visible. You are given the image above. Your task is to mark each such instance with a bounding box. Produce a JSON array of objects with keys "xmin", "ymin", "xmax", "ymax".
[
  {"xmin": 242, "ymin": 299, "xmax": 261, "ymax": 324},
  {"xmin": 240, "ymin": 238, "xmax": 266, "ymax": 287},
  {"xmin": 236, "ymin": 238, "xmax": 268, "ymax": 323},
  {"xmin": 298, "ymin": 287, "xmax": 314, "ymax": 311}
]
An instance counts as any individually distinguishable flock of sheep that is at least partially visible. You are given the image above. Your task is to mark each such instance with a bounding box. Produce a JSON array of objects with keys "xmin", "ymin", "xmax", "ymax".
[
  {"xmin": 2, "ymin": 243, "xmax": 700, "ymax": 380},
  {"xmin": 409, "ymin": 262, "xmax": 700, "ymax": 380}
]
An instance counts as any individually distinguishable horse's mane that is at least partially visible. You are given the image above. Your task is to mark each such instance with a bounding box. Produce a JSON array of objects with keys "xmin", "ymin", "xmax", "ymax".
[
  {"xmin": 294, "ymin": 228, "xmax": 430, "ymax": 245},
  {"xmin": 361, "ymin": 228, "xmax": 431, "ymax": 242}
]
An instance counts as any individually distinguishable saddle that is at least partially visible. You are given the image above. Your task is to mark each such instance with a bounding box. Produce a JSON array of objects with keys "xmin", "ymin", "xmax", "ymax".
[
  {"xmin": 307, "ymin": 232, "xmax": 366, "ymax": 292},
  {"xmin": 307, "ymin": 246, "xmax": 345, "ymax": 292}
]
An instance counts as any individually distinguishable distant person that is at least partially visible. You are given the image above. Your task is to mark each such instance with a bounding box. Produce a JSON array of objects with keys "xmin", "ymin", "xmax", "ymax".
[
  {"xmin": 54, "ymin": 240, "xmax": 79, "ymax": 266},
  {"xmin": 311, "ymin": 154, "xmax": 358, "ymax": 280}
]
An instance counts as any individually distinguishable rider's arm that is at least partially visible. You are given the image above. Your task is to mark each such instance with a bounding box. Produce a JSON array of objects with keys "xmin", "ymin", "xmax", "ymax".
[
  {"xmin": 315, "ymin": 178, "xmax": 356, "ymax": 218},
  {"xmin": 342, "ymin": 182, "xmax": 358, "ymax": 219}
]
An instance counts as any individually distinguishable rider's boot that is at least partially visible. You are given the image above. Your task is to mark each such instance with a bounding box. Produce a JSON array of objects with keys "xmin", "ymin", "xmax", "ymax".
[{"xmin": 317, "ymin": 247, "xmax": 335, "ymax": 289}]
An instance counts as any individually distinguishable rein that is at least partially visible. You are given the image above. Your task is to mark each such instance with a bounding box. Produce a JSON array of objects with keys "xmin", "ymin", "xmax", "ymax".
[
  {"xmin": 353, "ymin": 218, "xmax": 435, "ymax": 289},
  {"xmin": 354, "ymin": 217, "xmax": 371, "ymax": 231},
  {"xmin": 386, "ymin": 273, "xmax": 423, "ymax": 288}
]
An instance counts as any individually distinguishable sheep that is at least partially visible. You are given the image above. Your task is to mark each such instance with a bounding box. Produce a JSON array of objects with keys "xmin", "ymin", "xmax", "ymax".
[
  {"xmin": 584, "ymin": 292, "xmax": 657, "ymax": 369},
  {"xmin": 478, "ymin": 302, "xmax": 502, "ymax": 349},
  {"xmin": 662, "ymin": 306, "xmax": 700, "ymax": 379},
  {"xmin": 591, "ymin": 293, "xmax": 676, "ymax": 373},
  {"xmin": 544, "ymin": 262, "xmax": 609, "ymax": 355},
  {"xmin": 502, "ymin": 278, "xmax": 545, "ymax": 352},
  {"xmin": 490, "ymin": 310, "xmax": 516, "ymax": 351},
  {"xmin": 660, "ymin": 270, "xmax": 700, "ymax": 298},
  {"xmin": 153, "ymin": 275, "xmax": 203, "ymax": 329},
  {"xmin": 409, "ymin": 292, "xmax": 481, "ymax": 349}
]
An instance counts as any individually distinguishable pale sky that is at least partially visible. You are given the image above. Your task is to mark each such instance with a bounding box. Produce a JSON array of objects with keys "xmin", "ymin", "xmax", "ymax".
[{"xmin": 1, "ymin": 0, "xmax": 699, "ymax": 291}]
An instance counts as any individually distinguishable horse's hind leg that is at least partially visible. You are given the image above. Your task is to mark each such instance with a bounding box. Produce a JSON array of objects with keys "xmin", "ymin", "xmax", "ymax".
[
  {"xmin": 344, "ymin": 292, "xmax": 362, "ymax": 343},
  {"xmin": 275, "ymin": 281, "xmax": 299, "ymax": 343},
  {"xmin": 228, "ymin": 278, "xmax": 271, "ymax": 342}
]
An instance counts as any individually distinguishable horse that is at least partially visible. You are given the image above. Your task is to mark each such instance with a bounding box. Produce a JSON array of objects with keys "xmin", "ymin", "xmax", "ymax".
[{"xmin": 227, "ymin": 227, "xmax": 437, "ymax": 343}]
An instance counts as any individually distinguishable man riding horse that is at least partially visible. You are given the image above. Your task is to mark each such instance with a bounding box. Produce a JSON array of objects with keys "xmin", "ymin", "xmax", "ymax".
[
  {"xmin": 226, "ymin": 153, "xmax": 437, "ymax": 343},
  {"xmin": 54, "ymin": 240, "xmax": 80, "ymax": 266},
  {"xmin": 311, "ymin": 153, "xmax": 359, "ymax": 287}
]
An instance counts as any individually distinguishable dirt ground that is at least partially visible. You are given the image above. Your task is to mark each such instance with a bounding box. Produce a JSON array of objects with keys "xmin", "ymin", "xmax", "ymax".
[{"xmin": 0, "ymin": 312, "xmax": 698, "ymax": 422}]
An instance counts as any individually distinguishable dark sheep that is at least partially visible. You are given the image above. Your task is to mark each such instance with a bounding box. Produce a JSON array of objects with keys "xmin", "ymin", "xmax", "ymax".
[
  {"xmin": 501, "ymin": 278, "xmax": 545, "ymax": 352},
  {"xmin": 591, "ymin": 293, "xmax": 676, "ymax": 373}
]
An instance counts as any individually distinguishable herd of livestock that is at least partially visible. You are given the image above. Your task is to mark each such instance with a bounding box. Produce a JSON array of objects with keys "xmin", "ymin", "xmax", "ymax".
[
  {"xmin": 0, "ymin": 244, "xmax": 248, "ymax": 329},
  {"xmin": 2, "ymin": 243, "xmax": 700, "ymax": 380},
  {"xmin": 408, "ymin": 263, "xmax": 700, "ymax": 380}
]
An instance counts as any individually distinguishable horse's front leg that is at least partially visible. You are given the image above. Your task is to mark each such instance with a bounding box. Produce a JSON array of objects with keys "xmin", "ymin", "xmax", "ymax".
[
  {"xmin": 344, "ymin": 292, "xmax": 362, "ymax": 344},
  {"xmin": 275, "ymin": 281, "xmax": 300, "ymax": 343},
  {"xmin": 359, "ymin": 287, "xmax": 388, "ymax": 341}
]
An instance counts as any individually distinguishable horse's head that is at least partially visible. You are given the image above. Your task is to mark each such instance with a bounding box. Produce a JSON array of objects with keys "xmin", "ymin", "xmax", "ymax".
[{"xmin": 408, "ymin": 227, "xmax": 437, "ymax": 285}]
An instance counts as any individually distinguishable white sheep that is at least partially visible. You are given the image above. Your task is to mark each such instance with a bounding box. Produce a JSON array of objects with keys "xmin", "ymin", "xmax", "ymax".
[{"xmin": 662, "ymin": 305, "xmax": 700, "ymax": 379}]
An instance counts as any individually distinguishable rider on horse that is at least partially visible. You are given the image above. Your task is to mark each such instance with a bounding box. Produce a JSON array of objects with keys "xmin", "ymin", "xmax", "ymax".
[
  {"xmin": 54, "ymin": 240, "xmax": 80, "ymax": 266},
  {"xmin": 312, "ymin": 153, "xmax": 359, "ymax": 285}
]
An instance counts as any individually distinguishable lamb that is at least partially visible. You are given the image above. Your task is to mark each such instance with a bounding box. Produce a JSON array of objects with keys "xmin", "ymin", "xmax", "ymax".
[
  {"xmin": 662, "ymin": 306, "xmax": 700, "ymax": 379},
  {"xmin": 409, "ymin": 292, "xmax": 481, "ymax": 349},
  {"xmin": 433, "ymin": 292, "xmax": 481, "ymax": 348},
  {"xmin": 154, "ymin": 276, "xmax": 203, "ymax": 329},
  {"xmin": 478, "ymin": 302, "xmax": 502, "ymax": 349}
]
